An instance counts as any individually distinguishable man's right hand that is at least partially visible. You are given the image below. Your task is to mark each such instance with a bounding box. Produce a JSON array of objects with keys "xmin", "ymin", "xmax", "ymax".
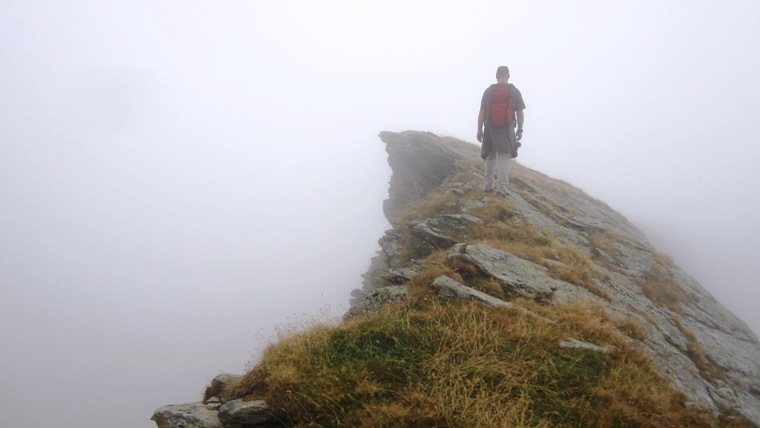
[{"xmin": 477, "ymin": 129, "xmax": 483, "ymax": 142}]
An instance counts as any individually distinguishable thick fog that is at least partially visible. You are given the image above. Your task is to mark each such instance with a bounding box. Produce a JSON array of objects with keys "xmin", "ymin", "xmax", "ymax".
[{"xmin": 2, "ymin": 2, "xmax": 759, "ymax": 427}]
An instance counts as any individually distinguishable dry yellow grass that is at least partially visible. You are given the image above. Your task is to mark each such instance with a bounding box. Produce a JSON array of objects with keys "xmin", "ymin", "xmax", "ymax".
[
  {"xmin": 399, "ymin": 188, "xmax": 457, "ymax": 224},
  {"xmin": 545, "ymin": 247, "xmax": 613, "ymax": 300},
  {"xmin": 614, "ymin": 316, "xmax": 648, "ymax": 342},
  {"xmin": 588, "ymin": 230, "xmax": 620, "ymax": 258},
  {"xmin": 670, "ymin": 316, "xmax": 726, "ymax": 384},
  {"xmin": 227, "ymin": 298, "xmax": 717, "ymax": 427},
  {"xmin": 639, "ymin": 253, "xmax": 694, "ymax": 314}
]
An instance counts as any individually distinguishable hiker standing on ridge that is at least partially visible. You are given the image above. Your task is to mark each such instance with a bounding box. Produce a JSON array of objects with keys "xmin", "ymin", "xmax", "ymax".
[{"xmin": 477, "ymin": 65, "xmax": 526, "ymax": 195}]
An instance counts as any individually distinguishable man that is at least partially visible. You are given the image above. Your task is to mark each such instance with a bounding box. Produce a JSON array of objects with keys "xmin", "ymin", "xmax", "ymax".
[{"xmin": 476, "ymin": 65, "xmax": 526, "ymax": 195}]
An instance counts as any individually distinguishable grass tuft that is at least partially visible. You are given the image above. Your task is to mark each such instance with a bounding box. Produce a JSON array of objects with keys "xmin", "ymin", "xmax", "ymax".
[
  {"xmin": 671, "ymin": 317, "xmax": 726, "ymax": 384},
  {"xmin": 639, "ymin": 254, "xmax": 694, "ymax": 313}
]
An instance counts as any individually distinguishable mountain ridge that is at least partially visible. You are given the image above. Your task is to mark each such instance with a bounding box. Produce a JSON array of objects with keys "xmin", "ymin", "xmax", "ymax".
[
  {"xmin": 153, "ymin": 130, "xmax": 760, "ymax": 427},
  {"xmin": 358, "ymin": 131, "xmax": 760, "ymax": 424}
]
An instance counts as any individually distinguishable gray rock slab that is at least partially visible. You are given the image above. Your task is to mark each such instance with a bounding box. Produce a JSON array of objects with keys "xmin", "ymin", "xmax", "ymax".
[
  {"xmin": 382, "ymin": 266, "xmax": 420, "ymax": 284},
  {"xmin": 152, "ymin": 402, "xmax": 222, "ymax": 428},
  {"xmin": 345, "ymin": 285, "xmax": 408, "ymax": 319},
  {"xmin": 440, "ymin": 213, "xmax": 484, "ymax": 225},
  {"xmin": 558, "ymin": 337, "xmax": 614, "ymax": 353},
  {"xmin": 408, "ymin": 218, "xmax": 458, "ymax": 250},
  {"xmin": 432, "ymin": 275, "xmax": 553, "ymax": 323},
  {"xmin": 218, "ymin": 399, "xmax": 276, "ymax": 428},
  {"xmin": 204, "ymin": 373, "xmax": 242, "ymax": 402},
  {"xmin": 432, "ymin": 275, "xmax": 513, "ymax": 309},
  {"xmin": 378, "ymin": 228, "xmax": 405, "ymax": 268},
  {"xmin": 448, "ymin": 243, "xmax": 571, "ymax": 297}
]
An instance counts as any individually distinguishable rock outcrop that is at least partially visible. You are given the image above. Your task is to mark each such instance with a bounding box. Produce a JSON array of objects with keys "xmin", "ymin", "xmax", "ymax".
[
  {"xmin": 151, "ymin": 402, "xmax": 223, "ymax": 428},
  {"xmin": 153, "ymin": 130, "xmax": 760, "ymax": 426},
  {"xmin": 152, "ymin": 374, "xmax": 278, "ymax": 428}
]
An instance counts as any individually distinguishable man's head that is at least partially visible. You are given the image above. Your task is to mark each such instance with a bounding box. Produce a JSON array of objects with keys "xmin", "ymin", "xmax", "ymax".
[{"xmin": 496, "ymin": 65, "xmax": 510, "ymax": 83}]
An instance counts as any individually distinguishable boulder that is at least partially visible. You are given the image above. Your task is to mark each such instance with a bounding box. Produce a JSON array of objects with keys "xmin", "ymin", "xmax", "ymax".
[
  {"xmin": 151, "ymin": 402, "xmax": 222, "ymax": 428},
  {"xmin": 378, "ymin": 228, "xmax": 405, "ymax": 268},
  {"xmin": 345, "ymin": 285, "xmax": 408, "ymax": 319},
  {"xmin": 204, "ymin": 373, "xmax": 242, "ymax": 402},
  {"xmin": 217, "ymin": 399, "xmax": 276, "ymax": 428}
]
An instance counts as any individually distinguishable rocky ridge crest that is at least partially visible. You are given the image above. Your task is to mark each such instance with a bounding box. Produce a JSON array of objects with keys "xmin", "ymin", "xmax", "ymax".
[{"xmin": 354, "ymin": 131, "xmax": 760, "ymax": 424}]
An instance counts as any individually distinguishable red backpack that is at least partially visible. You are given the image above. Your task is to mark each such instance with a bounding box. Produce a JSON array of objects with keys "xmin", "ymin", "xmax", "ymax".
[{"xmin": 486, "ymin": 84, "xmax": 514, "ymax": 127}]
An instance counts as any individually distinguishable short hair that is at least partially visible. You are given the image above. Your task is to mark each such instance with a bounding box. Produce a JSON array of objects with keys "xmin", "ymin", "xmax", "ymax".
[{"xmin": 496, "ymin": 66, "xmax": 510, "ymax": 76}]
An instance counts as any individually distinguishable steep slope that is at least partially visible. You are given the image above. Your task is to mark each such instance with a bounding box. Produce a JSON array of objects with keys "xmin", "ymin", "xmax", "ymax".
[
  {"xmin": 356, "ymin": 130, "xmax": 760, "ymax": 424},
  {"xmin": 153, "ymin": 131, "xmax": 760, "ymax": 427}
]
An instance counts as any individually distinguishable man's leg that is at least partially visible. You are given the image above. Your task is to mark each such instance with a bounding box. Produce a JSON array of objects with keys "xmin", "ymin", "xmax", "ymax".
[
  {"xmin": 484, "ymin": 152, "xmax": 497, "ymax": 191},
  {"xmin": 496, "ymin": 152, "xmax": 510, "ymax": 194}
]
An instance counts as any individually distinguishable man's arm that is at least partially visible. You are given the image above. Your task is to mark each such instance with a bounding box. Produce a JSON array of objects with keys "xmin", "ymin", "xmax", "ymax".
[
  {"xmin": 516, "ymin": 109, "xmax": 525, "ymax": 141},
  {"xmin": 477, "ymin": 109, "xmax": 486, "ymax": 142}
]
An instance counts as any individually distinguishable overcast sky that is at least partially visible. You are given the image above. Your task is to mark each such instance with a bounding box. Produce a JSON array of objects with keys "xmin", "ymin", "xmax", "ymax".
[{"xmin": 2, "ymin": 1, "xmax": 759, "ymax": 427}]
